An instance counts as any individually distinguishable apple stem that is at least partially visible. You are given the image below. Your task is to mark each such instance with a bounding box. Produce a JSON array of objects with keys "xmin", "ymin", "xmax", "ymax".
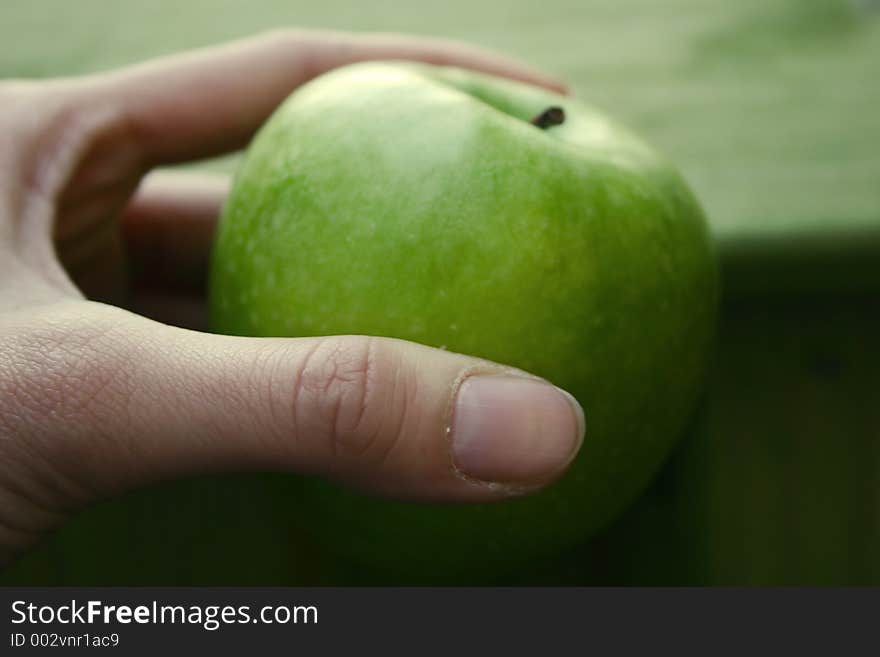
[{"xmin": 530, "ymin": 106, "xmax": 565, "ymax": 129}]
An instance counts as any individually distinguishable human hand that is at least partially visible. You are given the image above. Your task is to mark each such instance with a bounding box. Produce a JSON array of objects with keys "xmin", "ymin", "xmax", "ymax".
[{"xmin": 0, "ymin": 30, "xmax": 584, "ymax": 566}]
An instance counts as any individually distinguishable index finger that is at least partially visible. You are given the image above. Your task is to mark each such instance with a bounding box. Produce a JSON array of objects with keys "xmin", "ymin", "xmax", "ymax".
[{"xmin": 80, "ymin": 30, "xmax": 569, "ymax": 166}]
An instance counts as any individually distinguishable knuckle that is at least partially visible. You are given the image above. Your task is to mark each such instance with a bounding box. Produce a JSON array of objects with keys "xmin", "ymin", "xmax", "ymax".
[
  {"xmin": 289, "ymin": 336, "xmax": 407, "ymax": 463},
  {"xmin": 0, "ymin": 303, "xmax": 137, "ymax": 516},
  {"xmin": 261, "ymin": 28, "xmax": 321, "ymax": 80},
  {"xmin": 0, "ymin": 304, "xmax": 136, "ymax": 445},
  {"xmin": 0, "ymin": 79, "xmax": 31, "ymax": 106}
]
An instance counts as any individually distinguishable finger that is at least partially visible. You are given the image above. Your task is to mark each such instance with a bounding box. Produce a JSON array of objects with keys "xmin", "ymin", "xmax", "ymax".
[
  {"xmin": 121, "ymin": 170, "xmax": 229, "ymax": 293},
  {"xmin": 324, "ymin": 31, "xmax": 569, "ymax": 94},
  {"xmin": 7, "ymin": 303, "xmax": 584, "ymax": 517},
  {"xmin": 79, "ymin": 30, "xmax": 568, "ymax": 165}
]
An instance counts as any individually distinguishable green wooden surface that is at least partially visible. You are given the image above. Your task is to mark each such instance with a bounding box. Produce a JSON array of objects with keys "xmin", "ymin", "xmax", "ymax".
[
  {"xmin": 1, "ymin": 0, "xmax": 878, "ymax": 584},
  {"xmin": 3, "ymin": 0, "xmax": 879, "ymax": 252}
]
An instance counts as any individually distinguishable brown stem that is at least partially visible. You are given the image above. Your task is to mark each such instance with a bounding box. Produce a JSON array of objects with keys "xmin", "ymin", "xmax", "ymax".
[{"xmin": 530, "ymin": 106, "xmax": 565, "ymax": 129}]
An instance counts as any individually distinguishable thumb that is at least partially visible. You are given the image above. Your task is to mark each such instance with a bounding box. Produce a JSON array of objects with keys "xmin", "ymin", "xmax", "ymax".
[{"xmin": 4, "ymin": 302, "xmax": 585, "ymax": 517}]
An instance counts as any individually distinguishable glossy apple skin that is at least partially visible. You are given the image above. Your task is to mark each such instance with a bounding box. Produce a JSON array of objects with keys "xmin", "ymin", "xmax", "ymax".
[{"xmin": 210, "ymin": 62, "xmax": 718, "ymax": 582}]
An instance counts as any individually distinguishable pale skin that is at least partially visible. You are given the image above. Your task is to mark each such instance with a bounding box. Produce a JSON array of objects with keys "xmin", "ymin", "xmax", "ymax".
[{"xmin": 0, "ymin": 30, "xmax": 585, "ymax": 567}]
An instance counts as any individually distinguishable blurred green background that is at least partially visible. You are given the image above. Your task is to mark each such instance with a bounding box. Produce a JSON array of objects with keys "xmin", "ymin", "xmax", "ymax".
[
  {"xmin": 4, "ymin": 0, "xmax": 879, "ymax": 251},
  {"xmin": 1, "ymin": 0, "xmax": 878, "ymax": 585}
]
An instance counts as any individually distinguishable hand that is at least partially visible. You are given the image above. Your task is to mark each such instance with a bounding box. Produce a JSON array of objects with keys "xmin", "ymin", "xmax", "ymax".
[{"xmin": 0, "ymin": 30, "xmax": 584, "ymax": 566}]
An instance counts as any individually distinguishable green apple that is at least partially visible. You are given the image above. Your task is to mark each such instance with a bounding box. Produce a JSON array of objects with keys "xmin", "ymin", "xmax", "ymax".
[{"xmin": 209, "ymin": 62, "xmax": 718, "ymax": 582}]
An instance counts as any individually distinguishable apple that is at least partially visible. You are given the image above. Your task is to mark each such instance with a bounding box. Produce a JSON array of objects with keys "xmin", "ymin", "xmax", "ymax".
[{"xmin": 209, "ymin": 62, "xmax": 718, "ymax": 582}]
